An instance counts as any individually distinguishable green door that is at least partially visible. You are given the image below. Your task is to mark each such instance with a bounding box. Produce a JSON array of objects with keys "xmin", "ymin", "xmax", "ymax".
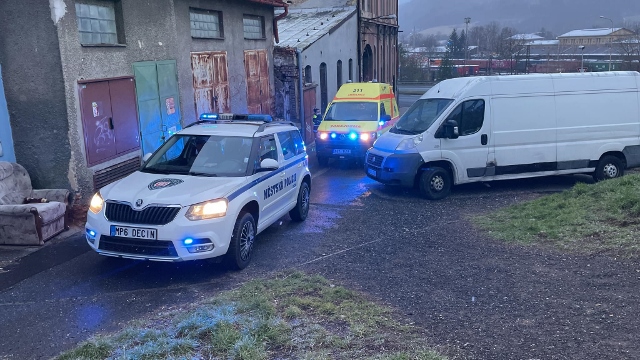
[{"xmin": 133, "ymin": 60, "xmax": 182, "ymax": 155}]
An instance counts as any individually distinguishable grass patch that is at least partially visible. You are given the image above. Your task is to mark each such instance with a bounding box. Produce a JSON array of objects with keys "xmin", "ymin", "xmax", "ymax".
[
  {"xmin": 56, "ymin": 271, "xmax": 447, "ymax": 360},
  {"xmin": 475, "ymin": 174, "xmax": 640, "ymax": 256}
]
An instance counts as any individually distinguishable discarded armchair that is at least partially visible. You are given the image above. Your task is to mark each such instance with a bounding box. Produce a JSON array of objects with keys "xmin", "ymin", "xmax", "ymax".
[{"xmin": 0, "ymin": 161, "xmax": 71, "ymax": 245}]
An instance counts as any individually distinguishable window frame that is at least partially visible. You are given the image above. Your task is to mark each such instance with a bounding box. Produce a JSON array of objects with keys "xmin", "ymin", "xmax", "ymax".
[
  {"xmin": 189, "ymin": 8, "xmax": 224, "ymax": 40},
  {"xmin": 75, "ymin": 1, "xmax": 126, "ymax": 46},
  {"xmin": 444, "ymin": 99, "xmax": 486, "ymax": 137},
  {"xmin": 243, "ymin": 14, "xmax": 266, "ymax": 40}
]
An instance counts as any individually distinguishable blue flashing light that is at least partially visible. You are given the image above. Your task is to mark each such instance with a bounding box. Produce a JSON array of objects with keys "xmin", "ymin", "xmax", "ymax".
[
  {"xmin": 378, "ymin": 121, "xmax": 385, "ymax": 126},
  {"xmin": 330, "ymin": 133, "xmax": 337, "ymax": 139},
  {"xmin": 86, "ymin": 229, "xmax": 96, "ymax": 237},
  {"xmin": 199, "ymin": 113, "xmax": 219, "ymax": 120},
  {"xmin": 246, "ymin": 114, "xmax": 273, "ymax": 122},
  {"xmin": 349, "ymin": 132, "xmax": 358, "ymax": 140},
  {"xmin": 183, "ymin": 238, "xmax": 194, "ymax": 245}
]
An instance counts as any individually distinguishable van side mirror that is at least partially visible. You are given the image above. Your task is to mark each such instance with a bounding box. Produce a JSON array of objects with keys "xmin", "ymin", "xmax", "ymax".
[
  {"xmin": 444, "ymin": 120, "xmax": 459, "ymax": 139},
  {"xmin": 259, "ymin": 158, "xmax": 279, "ymax": 172},
  {"xmin": 379, "ymin": 114, "xmax": 392, "ymax": 126}
]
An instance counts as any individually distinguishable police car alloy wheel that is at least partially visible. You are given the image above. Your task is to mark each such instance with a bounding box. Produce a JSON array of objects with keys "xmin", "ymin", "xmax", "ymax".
[{"xmin": 84, "ymin": 113, "xmax": 311, "ymax": 270}]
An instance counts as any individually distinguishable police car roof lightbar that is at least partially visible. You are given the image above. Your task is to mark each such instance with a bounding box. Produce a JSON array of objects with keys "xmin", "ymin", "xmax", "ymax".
[{"xmin": 198, "ymin": 113, "xmax": 273, "ymax": 122}]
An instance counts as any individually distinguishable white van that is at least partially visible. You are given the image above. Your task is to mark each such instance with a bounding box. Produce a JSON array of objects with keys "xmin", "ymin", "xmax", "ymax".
[{"xmin": 365, "ymin": 72, "xmax": 640, "ymax": 199}]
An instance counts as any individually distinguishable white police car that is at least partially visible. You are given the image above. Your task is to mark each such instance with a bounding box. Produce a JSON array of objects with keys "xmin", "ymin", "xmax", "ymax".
[{"xmin": 85, "ymin": 113, "xmax": 311, "ymax": 269}]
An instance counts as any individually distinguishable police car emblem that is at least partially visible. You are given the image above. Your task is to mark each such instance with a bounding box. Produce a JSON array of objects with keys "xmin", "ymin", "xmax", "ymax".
[{"xmin": 148, "ymin": 178, "xmax": 184, "ymax": 190}]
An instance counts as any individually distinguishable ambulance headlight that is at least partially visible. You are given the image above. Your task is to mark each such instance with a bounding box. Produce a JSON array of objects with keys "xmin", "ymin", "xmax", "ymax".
[
  {"xmin": 89, "ymin": 192, "xmax": 104, "ymax": 214},
  {"xmin": 396, "ymin": 135, "xmax": 423, "ymax": 150},
  {"xmin": 186, "ymin": 199, "xmax": 228, "ymax": 220}
]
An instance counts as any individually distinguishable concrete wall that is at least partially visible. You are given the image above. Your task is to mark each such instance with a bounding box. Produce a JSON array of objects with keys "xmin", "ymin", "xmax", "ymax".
[
  {"xmin": 174, "ymin": 0, "xmax": 276, "ymax": 123},
  {"xmin": 301, "ymin": 12, "xmax": 359, "ymax": 109},
  {"xmin": 0, "ymin": 0, "xmax": 71, "ymax": 189},
  {"xmin": 54, "ymin": 0, "xmax": 180, "ymax": 198}
]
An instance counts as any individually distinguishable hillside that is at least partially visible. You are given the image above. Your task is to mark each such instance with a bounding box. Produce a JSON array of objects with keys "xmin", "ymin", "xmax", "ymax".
[{"xmin": 400, "ymin": 0, "xmax": 640, "ymax": 37}]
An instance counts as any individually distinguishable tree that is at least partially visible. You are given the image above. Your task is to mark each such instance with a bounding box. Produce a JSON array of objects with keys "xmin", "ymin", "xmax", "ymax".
[
  {"xmin": 618, "ymin": 22, "xmax": 640, "ymax": 71},
  {"xmin": 458, "ymin": 30, "xmax": 467, "ymax": 59}
]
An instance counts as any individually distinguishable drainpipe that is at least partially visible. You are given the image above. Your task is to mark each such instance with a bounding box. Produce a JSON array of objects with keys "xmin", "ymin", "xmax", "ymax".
[
  {"xmin": 273, "ymin": 3, "xmax": 289, "ymax": 44},
  {"xmin": 296, "ymin": 48, "xmax": 307, "ymax": 143}
]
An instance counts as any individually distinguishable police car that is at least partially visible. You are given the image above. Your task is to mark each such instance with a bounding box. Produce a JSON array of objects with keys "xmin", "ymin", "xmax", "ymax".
[{"xmin": 85, "ymin": 113, "xmax": 311, "ymax": 270}]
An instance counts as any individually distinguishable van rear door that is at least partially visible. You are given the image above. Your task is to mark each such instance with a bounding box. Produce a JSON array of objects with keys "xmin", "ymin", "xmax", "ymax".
[{"xmin": 439, "ymin": 98, "xmax": 491, "ymax": 182}]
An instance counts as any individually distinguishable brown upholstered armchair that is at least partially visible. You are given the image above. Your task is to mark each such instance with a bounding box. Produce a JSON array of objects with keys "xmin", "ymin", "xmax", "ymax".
[{"xmin": 0, "ymin": 161, "xmax": 71, "ymax": 245}]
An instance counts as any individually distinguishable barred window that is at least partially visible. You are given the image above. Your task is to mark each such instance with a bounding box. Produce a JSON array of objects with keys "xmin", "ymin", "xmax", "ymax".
[
  {"xmin": 190, "ymin": 9, "xmax": 223, "ymax": 39},
  {"xmin": 243, "ymin": 15, "xmax": 265, "ymax": 39},
  {"xmin": 75, "ymin": 3, "xmax": 118, "ymax": 45}
]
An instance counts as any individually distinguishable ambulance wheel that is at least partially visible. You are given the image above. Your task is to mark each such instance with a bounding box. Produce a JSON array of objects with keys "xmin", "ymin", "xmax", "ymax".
[
  {"xmin": 289, "ymin": 181, "xmax": 310, "ymax": 222},
  {"xmin": 225, "ymin": 212, "xmax": 256, "ymax": 270},
  {"xmin": 317, "ymin": 156, "xmax": 329, "ymax": 167},
  {"xmin": 594, "ymin": 155, "xmax": 624, "ymax": 182},
  {"xmin": 419, "ymin": 167, "xmax": 451, "ymax": 200}
]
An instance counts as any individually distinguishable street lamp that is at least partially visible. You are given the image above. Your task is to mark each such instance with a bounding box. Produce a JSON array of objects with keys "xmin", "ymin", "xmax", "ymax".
[
  {"xmin": 579, "ymin": 45, "xmax": 585, "ymax": 72},
  {"xmin": 464, "ymin": 17, "xmax": 471, "ymax": 70},
  {"xmin": 600, "ymin": 15, "xmax": 614, "ymax": 71}
]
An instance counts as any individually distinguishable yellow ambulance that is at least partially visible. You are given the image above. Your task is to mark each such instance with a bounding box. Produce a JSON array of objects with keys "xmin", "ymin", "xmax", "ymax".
[{"xmin": 315, "ymin": 82, "xmax": 399, "ymax": 165}]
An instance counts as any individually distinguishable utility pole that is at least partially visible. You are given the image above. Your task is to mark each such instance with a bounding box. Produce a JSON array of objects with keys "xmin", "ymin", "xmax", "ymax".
[
  {"xmin": 464, "ymin": 17, "xmax": 471, "ymax": 73},
  {"xmin": 600, "ymin": 16, "xmax": 614, "ymax": 71}
]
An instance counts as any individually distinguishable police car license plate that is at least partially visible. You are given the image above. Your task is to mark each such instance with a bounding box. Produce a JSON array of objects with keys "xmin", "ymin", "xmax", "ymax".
[
  {"xmin": 333, "ymin": 149, "xmax": 351, "ymax": 155},
  {"xmin": 367, "ymin": 167, "xmax": 377, "ymax": 178},
  {"xmin": 110, "ymin": 225, "xmax": 157, "ymax": 240}
]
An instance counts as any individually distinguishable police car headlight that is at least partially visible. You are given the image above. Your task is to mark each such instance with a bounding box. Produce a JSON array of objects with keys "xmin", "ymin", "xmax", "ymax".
[
  {"xmin": 396, "ymin": 134, "xmax": 423, "ymax": 150},
  {"xmin": 89, "ymin": 192, "xmax": 104, "ymax": 214},
  {"xmin": 186, "ymin": 199, "xmax": 228, "ymax": 220}
]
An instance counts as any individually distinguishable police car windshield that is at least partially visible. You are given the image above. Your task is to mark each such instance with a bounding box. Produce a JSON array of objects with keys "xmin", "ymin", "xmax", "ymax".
[
  {"xmin": 142, "ymin": 135, "xmax": 254, "ymax": 177},
  {"xmin": 391, "ymin": 98, "xmax": 454, "ymax": 135},
  {"xmin": 324, "ymin": 102, "xmax": 378, "ymax": 121}
]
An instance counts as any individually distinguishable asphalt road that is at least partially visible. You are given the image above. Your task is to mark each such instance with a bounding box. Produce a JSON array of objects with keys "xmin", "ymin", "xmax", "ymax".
[{"xmin": 1, "ymin": 164, "xmax": 639, "ymax": 359}]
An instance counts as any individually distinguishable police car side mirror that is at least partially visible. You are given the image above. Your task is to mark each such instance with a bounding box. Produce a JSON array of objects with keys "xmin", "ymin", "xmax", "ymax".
[
  {"xmin": 143, "ymin": 153, "xmax": 153, "ymax": 162},
  {"xmin": 259, "ymin": 158, "xmax": 279, "ymax": 171}
]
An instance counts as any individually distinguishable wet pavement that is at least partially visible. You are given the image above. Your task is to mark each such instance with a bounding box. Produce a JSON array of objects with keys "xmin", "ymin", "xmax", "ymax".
[{"xmin": 1, "ymin": 162, "xmax": 639, "ymax": 359}]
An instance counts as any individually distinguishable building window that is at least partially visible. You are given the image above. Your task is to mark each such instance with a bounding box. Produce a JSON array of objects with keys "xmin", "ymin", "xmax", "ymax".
[
  {"xmin": 349, "ymin": 59, "xmax": 353, "ymax": 81},
  {"xmin": 337, "ymin": 60, "xmax": 343, "ymax": 88},
  {"xmin": 304, "ymin": 65, "xmax": 312, "ymax": 83},
  {"xmin": 243, "ymin": 15, "xmax": 265, "ymax": 39},
  {"xmin": 75, "ymin": 2, "xmax": 121, "ymax": 45},
  {"xmin": 190, "ymin": 8, "xmax": 223, "ymax": 39}
]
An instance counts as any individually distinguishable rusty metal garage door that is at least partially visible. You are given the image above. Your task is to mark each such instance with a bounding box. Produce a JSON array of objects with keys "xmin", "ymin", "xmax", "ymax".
[
  {"xmin": 244, "ymin": 49, "xmax": 271, "ymax": 114},
  {"xmin": 191, "ymin": 51, "xmax": 230, "ymax": 117}
]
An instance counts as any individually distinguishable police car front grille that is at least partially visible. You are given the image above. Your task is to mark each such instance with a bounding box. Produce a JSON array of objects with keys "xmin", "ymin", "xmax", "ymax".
[
  {"xmin": 105, "ymin": 203, "xmax": 180, "ymax": 225},
  {"xmin": 367, "ymin": 153, "xmax": 384, "ymax": 167},
  {"xmin": 98, "ymin": 236, "xmax": 178, "ymax": 257}
]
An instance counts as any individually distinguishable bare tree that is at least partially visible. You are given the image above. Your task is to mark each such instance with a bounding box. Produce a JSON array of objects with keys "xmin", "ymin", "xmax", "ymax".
[
  {"xmin": 484, "ymin": 21, "xmax": 501, "ymax": 55},
  {"xmin": 618, "ymin": 22, "xmax": 640, "ymax": 71}
]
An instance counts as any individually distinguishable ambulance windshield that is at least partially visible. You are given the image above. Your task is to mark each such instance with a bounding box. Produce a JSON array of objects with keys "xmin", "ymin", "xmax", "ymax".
[
  {"xmin": 392, "ymin": 98, "xmax": 454, "ymax": 135},
  {"xmin": 142, "ymin": 135, "xmax": 254, "ymax": 177},
  {"xmin": 324, "ymin": 102, "xmax": 378, "ymax": 121}
]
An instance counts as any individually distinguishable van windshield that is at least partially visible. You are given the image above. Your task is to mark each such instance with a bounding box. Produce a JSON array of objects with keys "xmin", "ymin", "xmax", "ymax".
[
  {"xmin": 391, "ymin": 98, "xmax": 454, "ymax": 135},
  {"xmin": 323, "ymin": 102, "xmax": 378, "ymax": 121}
]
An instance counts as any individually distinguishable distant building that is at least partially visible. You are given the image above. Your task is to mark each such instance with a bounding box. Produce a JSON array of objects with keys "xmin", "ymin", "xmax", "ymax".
[{"xmin": 558, "ymin": 28, "xmax": 636, "ymax": 46}]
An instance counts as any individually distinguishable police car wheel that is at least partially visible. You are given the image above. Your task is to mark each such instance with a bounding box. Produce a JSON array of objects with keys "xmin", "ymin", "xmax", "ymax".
[
  {"xmin": 289, "ymin": 181, "xmax": 310, "ymax": 222},
  {"xmin": 225, "ymin": 212, "xmax": 256, "ymax": 270},
  {"xmin": 419, "ymin": 167, "xmax": 451, "ymax": 200}
]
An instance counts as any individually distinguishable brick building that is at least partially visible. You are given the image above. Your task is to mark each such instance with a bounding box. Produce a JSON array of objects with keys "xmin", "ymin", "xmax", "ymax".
[{"xmin": 358, "ymin": 0, "xmax": 399, "ymax": 89}]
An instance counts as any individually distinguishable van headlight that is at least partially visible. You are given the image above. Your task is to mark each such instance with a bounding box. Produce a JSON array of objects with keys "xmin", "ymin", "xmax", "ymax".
[
  {"xmin": 396, "ymin": 135, "xmax": 423, "ymax": 150},
  {"xmin": 89, "ymin": 192, "xmax": 104, "ymax": 214},
  {"xmin": 186, "ymin": 199, "xmax": 228, "ymax": 220}
]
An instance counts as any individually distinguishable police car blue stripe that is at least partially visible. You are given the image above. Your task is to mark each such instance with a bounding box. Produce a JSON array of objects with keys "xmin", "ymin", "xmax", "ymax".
[{"xmin": 227, "ymin": 156, "xmax": 307, "ymax": 202}]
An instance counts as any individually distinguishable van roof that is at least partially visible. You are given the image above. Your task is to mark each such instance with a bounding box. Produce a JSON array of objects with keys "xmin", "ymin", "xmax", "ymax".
[{"xmin": 422, "ymin": 71, "xmax": 640, "ymax": 100}]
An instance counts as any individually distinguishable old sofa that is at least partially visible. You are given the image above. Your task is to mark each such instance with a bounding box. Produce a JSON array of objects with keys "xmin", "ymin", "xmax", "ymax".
[{"xmin": 0, "ymin": 161, "xmax": 71, "ymax": 245}]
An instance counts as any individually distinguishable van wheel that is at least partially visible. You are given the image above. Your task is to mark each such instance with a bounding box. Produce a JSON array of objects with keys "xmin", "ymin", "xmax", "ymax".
[
  {"xmin": 317, "ymin": 156, "xmax": 329, "ymax": 167},
  {"xmin": 289, "ymin": 181, "xmax": 310, "ymax": 222},
  {"xmin": 419, "ymin": 167, "xmax": 451, "ymax": 200},
  {"xmin": 224, "ymin": 212, "xmax": 256, "ymax": 270},
  {"xmin": 594, "ymin": 155, "xmax": 624, "ymax": 182}
]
